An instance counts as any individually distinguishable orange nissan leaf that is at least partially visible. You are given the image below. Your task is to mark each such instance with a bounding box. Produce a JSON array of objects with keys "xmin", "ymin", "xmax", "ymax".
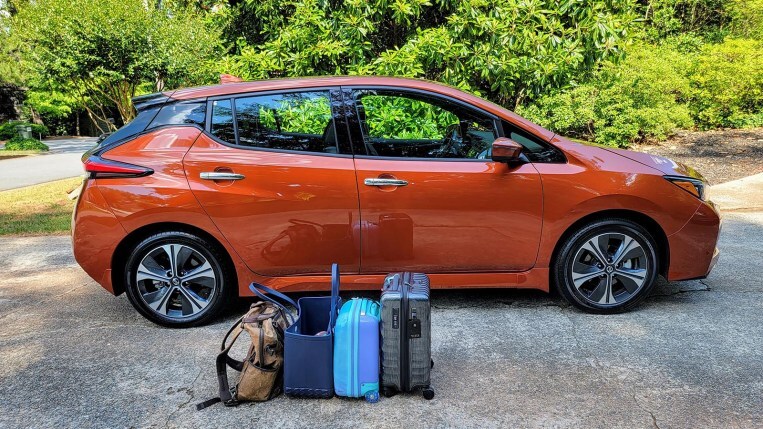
[{"xmin": 72, "ymin": 77, "xmax": 721, "ymax": 327}]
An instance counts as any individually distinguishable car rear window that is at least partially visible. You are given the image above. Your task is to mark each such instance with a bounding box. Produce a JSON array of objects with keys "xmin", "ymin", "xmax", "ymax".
[
  {"xmin": 148, "ymin": 101, "xmax": 206, "ymax": 129},
  {"xmin": 98, "ymin": 107, "xmax": 160, "ymax": 147}
]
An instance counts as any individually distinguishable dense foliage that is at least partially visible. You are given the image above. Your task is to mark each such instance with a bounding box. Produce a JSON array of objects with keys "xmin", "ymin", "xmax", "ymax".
[
  {"xmin": 0, "ymin": 121, "xmax": 49, "ymax": 140},
  {"xmin": 218, "ymin": 0, "xmax": 636, "ymax": 109},
  {"xmin": 6, "ymin": 0, "xmax": 221, "ymax": 131},
  {"xmin": 519, "ymin": 37, "xmax": 763, "ymax": 146},
  {"xmin": 4, "ymin": 136, "xmax": 49, "ymax": 151},
  {"xmin": 0, "ymin": 0, "xmax": 761, "ymax": 146}
]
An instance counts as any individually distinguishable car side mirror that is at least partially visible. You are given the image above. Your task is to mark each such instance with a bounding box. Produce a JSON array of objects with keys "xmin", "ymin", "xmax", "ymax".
[{"xmin": 491, "ymin": 137, "xmax": 524, "ymax": 163}]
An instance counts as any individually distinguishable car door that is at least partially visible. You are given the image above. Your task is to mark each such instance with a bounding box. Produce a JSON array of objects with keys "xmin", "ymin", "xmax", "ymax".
[
  {"xmin": 184, "ymin": 88, "xmax": 361, "ymax": 276},
  {"xmin": 345, "ymin": 87, "xmax": 544, "ymax": 274}
]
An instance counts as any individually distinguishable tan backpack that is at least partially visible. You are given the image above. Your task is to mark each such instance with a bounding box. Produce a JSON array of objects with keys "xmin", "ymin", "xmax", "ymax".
[{"xmin": 197, "ymin": 300, "xmax": 292, "ymax": 409}]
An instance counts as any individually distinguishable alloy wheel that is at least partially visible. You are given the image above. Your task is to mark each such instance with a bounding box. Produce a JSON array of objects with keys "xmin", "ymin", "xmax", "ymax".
[
  {"xmin": 569, "ymin": 232, "xmax": 649, "ymax": 306},
  {"xmin": 135, "ymin": 243, "xmax": 218, "ymax": 319}
]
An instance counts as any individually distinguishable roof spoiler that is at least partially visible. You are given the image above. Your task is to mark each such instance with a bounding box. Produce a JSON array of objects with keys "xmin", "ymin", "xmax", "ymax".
[{"xmin": 132, "ymin": 92, "xmax": 170, "ymax": 112}]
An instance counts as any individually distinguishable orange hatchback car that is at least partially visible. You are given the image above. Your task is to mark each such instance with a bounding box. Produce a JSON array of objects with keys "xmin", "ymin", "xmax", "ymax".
[{"xmin": 72, "ymin": 77, "xmax": 721, "ymax": 327}]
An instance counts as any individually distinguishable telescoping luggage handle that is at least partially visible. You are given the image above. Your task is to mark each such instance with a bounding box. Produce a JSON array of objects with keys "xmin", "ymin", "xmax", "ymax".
[{"xmin": 249, "ymin": 282, "xmax": 298, "ymax": 324}]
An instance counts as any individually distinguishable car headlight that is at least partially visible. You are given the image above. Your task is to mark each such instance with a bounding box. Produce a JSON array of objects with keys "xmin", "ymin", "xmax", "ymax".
[{"xmin": 664, "ymin": 175, "xmax": 706, "ymax": 200}]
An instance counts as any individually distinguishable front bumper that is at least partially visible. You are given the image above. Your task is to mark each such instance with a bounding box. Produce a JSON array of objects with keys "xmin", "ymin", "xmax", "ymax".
[{"xmin": 666, "ymin": 200, "xmax": 722, "ymax": 280}]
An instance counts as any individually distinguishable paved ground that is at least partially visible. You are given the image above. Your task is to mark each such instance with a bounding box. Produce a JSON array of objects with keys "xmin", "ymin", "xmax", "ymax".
[
  {"xmin": 0, "ymin": 137, "xmax": 96, "ymax": 191},
  {"xmin": 0, "ymin": 185, "xmax": 762, "ymax": 428},
  {"xmin": 634, "ymin": 127, "xmax": 763, "ymax": 184}
]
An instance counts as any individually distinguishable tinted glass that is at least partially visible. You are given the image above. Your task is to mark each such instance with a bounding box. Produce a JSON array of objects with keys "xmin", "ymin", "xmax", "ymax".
[
  {"xmin": 502, "ymin": 121, "xmax": 566, "ymax": 163},
  {"xmin": 98, "ymin": 106, "xmax": 159, "ymax": 147},
  {"xmin": 355, "ymin": 91, "xmax": 497, "ymax": 159},
  {"xmin": 234, "ymin": 91, "xmax": 337, "ymax": 153},
  {"xmin": 210, "ymin": 99, "xmax": 235, "ymax": 143},
  {"xmin": 149, "ymin": 102, "xmax": 205, "ymax": 128}
]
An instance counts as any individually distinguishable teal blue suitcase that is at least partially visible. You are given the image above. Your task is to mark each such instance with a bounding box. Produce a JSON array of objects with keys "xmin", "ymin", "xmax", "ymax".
[{"xmin": 333, "ymin": 298, "xmax": 381, "ymax": 402}]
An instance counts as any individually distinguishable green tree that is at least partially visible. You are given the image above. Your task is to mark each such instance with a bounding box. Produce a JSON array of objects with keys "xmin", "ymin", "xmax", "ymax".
[
  {"xmin": 216, "ymin": 0, "xmax": 637, "ymax": 108},
  {"xmin": 11, "ymin": 0, "xmax": 222, "ymax": 131}
]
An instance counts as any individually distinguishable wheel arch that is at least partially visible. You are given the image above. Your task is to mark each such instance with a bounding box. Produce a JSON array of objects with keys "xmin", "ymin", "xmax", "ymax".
[
  {"xmin": 549, "ymin": 209, "xmax": 670, "ymax": 280},
  {"xmin": 110, "ymin": 222, "xmax": 238, "ymax": 296}
]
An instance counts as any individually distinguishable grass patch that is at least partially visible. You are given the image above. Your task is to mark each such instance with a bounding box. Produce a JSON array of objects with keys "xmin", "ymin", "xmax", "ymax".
[
  {"xmin": 0, "ymin": 150, "xmax": 43, "ymax": 159},
  {"xmin": 0, "ymin": 177, "xmax": 83, "ymax": 235}
]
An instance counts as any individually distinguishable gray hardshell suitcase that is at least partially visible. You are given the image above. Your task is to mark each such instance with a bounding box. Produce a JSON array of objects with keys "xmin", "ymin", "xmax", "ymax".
[{"xmin": 380, "ymin": 272, "xmax": 434, "ymax": 400}]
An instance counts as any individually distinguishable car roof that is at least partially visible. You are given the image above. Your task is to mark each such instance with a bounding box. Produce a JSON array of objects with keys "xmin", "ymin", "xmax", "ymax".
[{"xmin": 165, "ymin": 76, "xmax": 554, "ymax": 141}]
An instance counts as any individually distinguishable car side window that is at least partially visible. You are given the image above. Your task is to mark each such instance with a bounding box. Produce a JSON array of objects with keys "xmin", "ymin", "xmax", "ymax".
[
  {"xmin": 354, "ymin": 90, "xmax": 498, "ymax": 159},
  {"xmin": 210, "ymin": 99, "xmax": 235, "ymax": 143},
  {"xmin": 502, "ymin": 121, "xmax": 566, "ymax": 163},
  {"xmin": 149, "ymin": 101, "xmax": 206, "ymax": 129},
  {"xmin": 233, "ymin": 91, "xmax": 338, "ymax": 153}
]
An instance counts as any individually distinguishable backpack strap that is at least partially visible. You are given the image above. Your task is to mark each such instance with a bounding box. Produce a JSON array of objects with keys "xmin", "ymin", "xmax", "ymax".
[{"xmin": 196, "ymin": 316, "xmax": 246, "ymax": 410}]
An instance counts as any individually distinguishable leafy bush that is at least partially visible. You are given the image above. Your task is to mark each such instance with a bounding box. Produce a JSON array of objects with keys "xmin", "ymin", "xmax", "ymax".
[
  {"xmin": 688, "ymin": 38, "xmax": 763, "ymax": 128},
  {"xmin": 362, "ymin": 96, "xmax": 458, "ymax": 140},
  {"xmin": 219, "ymin": 0, "xmax": 638, "ymax": 108},
  {"xmin": 642, "ymin": 0, "xmax": 732, "ymax": 40},
  {"xmin": 518, "ymin": 44, "xmax": 694, "ymax": 147},
  {"xmin": 728, "ymin": 0, "xmax": 763, "ymax": 38},
  {"xmin": 4, "ymin": 137, "xmax": 49, "ymax": 151},
  {"xmin": 0, "ymin": 121, "xmax": 50, "ymax": 140}
]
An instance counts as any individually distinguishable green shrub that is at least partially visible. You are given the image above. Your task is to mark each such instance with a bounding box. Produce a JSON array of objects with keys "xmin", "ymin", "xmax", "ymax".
[
  {"xmin": 688, "ymin": 38, "xmax": 763, "ymax": 129},
  {"xmin": 4, "ymin": 137, "xmax": 49, "ymax": 151},
  {"xmin": 0, "ymin": 121, "xmax": 50, "ymax": 140},
  {"xmin": 518, "ymin": 44, "xmax": 694, "ymax": 147},
  {"xmin": 728, "ymin": 0, "xmax": 763, "ymax": 38}
]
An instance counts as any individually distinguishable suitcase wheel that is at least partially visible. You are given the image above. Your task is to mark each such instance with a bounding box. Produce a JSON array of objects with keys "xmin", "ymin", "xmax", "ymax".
[
  {"xmin": 364, "ymin": 391, "xmax": 380, "ymax": 403},
  {"xmin": 431, "ymin": 359, "xmax": 434, "ymax": 369},
  {"xmin": 423, "ymin": 387, "xmax": 435, "ymax": 400},
  {"xmin": 382, "ymin": 388, "xmax": 396, "ymax": 398}
]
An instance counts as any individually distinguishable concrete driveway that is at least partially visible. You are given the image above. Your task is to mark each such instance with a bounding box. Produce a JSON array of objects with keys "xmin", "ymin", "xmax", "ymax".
[
  {"xmin": 0, "ymin": 186, "xmax": 761, "ymax": 428},
  {"xmin": 0, "ymin": 137, "xmax": 97, "ymax": 191}
]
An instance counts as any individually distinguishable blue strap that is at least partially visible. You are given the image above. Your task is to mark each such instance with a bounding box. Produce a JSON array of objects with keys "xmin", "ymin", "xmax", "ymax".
[
  {"xmin": 249, "ymin": 283, "xmax": 298, "ymax": 321},
  {"xmin": 328, "ymin": 263, "xmax": 340, "ymax": 331}
]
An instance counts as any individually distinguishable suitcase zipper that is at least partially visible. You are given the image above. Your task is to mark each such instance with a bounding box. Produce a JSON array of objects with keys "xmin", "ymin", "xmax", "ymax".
[{"xmin": 350, "ymin": 298, "xmax": 358, "ymax": 397}]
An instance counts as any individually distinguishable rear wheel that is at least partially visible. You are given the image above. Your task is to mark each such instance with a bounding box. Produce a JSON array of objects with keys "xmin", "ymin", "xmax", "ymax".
[
  {"xmin": 124, "ymin": 231, "xmax": 234, "ymax": 327},
  {"xmin": 553, "ymin": 218, "xmax": 659, "ymax": 314}
]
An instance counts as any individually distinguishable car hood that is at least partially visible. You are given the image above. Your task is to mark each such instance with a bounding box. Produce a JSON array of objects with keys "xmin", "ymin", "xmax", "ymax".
[{"xmin": 600, "ymin": 147, "xmax": 707, "ymax": 182}]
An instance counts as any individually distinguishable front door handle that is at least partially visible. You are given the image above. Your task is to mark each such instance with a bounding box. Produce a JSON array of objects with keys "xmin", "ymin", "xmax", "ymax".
[
  {"xmin": 200, "ymin": 172, "xmax": 245, "ymax": 181},
  {"xmin": 364, "ymin": 178, "xmax": 408, "ymax": 187}
]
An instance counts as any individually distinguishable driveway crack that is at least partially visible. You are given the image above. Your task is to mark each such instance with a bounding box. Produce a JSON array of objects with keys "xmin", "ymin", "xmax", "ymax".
[
  {"xmin": 651, "ymin": 282, "xmax": 712, "ymax": 297},
  {"xmin": 558, "ymin": 307, "xmax": 609, "ymax": 379},
  {"xmin": 164, "ymin": 366, "xmax": 203, "ymax": 428},
  {"xmin": 633, "ymin": 393, "xmax": 661, "ymax": 429}
]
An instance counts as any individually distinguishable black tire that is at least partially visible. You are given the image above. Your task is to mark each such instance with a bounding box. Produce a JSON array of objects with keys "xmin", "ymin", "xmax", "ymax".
[
  {"xmin": 553, "ymin": 218, "xmax": 659, "ymax": 314},
  {"xmin": 124, "ymin": 231, "xmax": 235, "ymax": 327}
]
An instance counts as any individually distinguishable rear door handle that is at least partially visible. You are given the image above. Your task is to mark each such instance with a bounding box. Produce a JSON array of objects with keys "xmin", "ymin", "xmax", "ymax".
[
  {"xmin": 364, "ymin": 178, "xmax": 408, "ymax": 187},
  {"xmin": 200, "ymin": 172, "xmax": 245, "ymax": 181}
]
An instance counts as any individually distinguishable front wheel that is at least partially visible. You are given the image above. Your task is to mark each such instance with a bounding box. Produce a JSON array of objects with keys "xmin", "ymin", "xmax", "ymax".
[
  {"xmin": 553, "ymin": 218, "xmax": 659, "ymax": 314},
  {"xmin": 124, "ymin": 231, "xmax": 234, "ymax": 327}
]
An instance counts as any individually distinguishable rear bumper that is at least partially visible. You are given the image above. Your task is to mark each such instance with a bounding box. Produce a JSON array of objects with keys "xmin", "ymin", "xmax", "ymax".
[
  {"xmin": 71, "ymin": 180, "xmax": 126, "ymax": 294},
  {"xmin": 666, "ymin": 200, "xmax": 721, "ymax": 281}
]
